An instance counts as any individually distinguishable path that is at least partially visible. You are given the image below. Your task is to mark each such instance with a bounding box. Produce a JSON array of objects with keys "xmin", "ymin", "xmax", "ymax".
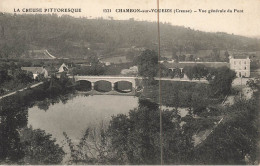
[
  {"xmin": 154, "ymin": 77, "xmax": 208, "ymax": 83},
  {"xmin": 44, "ymin": 50, "xmax": 56, "ymax": 59},
  {"xmin": 0, "ymin": 82, "xmax": 43, "ymax": 100},
  {"xmin": 193, "ymin": 117, "xmax": 224, "ymax": 147}
]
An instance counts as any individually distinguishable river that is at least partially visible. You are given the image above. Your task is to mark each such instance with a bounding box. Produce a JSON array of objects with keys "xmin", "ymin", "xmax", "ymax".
[
  {"xmin": 27, "ymin": 95, "xmax": 139, "ymax": 145},
  {"xmin": 27, "ymin": 94, "xmax": 189, "ymax": 144},
  {"xmin": 27, "ymin": 94, "xmax": 189, "ymax": 163}
]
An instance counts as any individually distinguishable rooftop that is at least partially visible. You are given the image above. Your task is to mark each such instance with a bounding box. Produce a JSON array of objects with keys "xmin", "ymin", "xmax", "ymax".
[
  {"xmin": 230, "ymin": 55, "xmax": 250, "ymax": 59},
  {"xmin": 164, "ymin": 62, "xmax": 230, "ymax": 69},
  {"xmin": 21, "ymin": 67, "xmax": 45, "ymax": 74}
]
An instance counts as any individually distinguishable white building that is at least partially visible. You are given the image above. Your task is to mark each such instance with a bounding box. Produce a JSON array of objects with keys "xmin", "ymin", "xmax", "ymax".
[
  {"xmin": 21, "ymin": 67, "xmax": 48, "ymax": 79},
  {"xmin": 58, "ymin": 63, "xmax": 69, "ymax": 73},
  {"xmin": 229, "ymin": 56, "xmax": 250, "ymax": 77}
]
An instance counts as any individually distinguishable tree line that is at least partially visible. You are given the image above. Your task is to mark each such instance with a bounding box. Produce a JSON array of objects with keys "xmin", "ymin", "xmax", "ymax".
[
  {"xmin": 0, "ymin": 13, "xmax": 259, "ymax": 59},
  {"xmin": 0, "ymin": 75, "xmax": 75, "ymax": 164},
  {"xmin": 63, "ymin": 91, "xmax": 259, "ymax": 164},
  {"xmin": 136, "ymin": 49, "xmax": 236, "ymax": 97}
]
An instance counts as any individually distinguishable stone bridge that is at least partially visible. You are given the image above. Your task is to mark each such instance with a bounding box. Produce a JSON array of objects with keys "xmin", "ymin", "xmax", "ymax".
[{"xmin": 69, "ymin": 75, "xmax": 137, "ymax": 95}]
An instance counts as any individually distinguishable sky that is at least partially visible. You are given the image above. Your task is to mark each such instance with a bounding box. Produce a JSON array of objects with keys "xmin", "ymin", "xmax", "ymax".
[{"xmin": 0, "ymin": 0, "xmax": 260, "ymax": 38}]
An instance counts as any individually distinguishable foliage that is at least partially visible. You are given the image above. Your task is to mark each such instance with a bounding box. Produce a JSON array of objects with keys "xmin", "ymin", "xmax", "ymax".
[
  {"xmin": 135, "ymin": 49, "xmax": 158, "ymax": 79},
  {"xmin": 182, "ymin": 65, "xmax": 236, "ymax": 96},
  {"xmin": 1, "ymin": 14, "xmax": 259, "ymax": 59},
  {"xmin": 36, "ymin": 73, "xmax": 45, "ymax": 82},
  {"xmin": 172, "ymin": 47, "xmax": 178, "ymax": 62},
  {"xmin": 0, "ymin": 92, "xmax": 30, "ymax": 163},
  {"xmin": 87, "ymin": 55, "xmax": 105, "ymax": 75},
  {"xmin": 210, "ymin": 48, "xmax": 220, "ymax": 61},
  {"xmin": 246, "ymin": 79, "xmax": 258, "ymax": 90},
  {"xmin": 13, "ymin": 69, "xmax": 33, "ymax": 84},
  {"xmin": 207, "ymin": 66, "xmax": 236, "ymax": 96},
  {"xmin": 0, "ymin": 64, "xmax": 34, "ymax": 95},
  {"xmin": 59, "ymin": 72, "xmax": 73, "ymax": 88},
  {"xmin": 63, "ymin": 124, "xmax": 116, "ymax": 164},
  {"xmin": 0, "ymin": 70, "xmax": 10, "ymax": 84},
  {"xmin": 142, "ymin": 81, "xmax": 216, "ymax": 109},
  {"xmin": 224, "ymin": 50, "xmax": 230, "ymax": 62},
  {"xmin": 107, "ymin": 99, "xmax": 193, "ymax": 164},
  {"xmin": 183, "ymin": 64, "xmax": 208, "ymax": 80},
  {"xmin": 0, "ymin": 75, "xmax": 74, "ymax": 163},
  {"xmin": 71, "ymin": 56, "xmax": 105, "ymax": 76},
  {"xmin": 193, "ymin": 96, "xmax": 259, "ymax": 164},
  {"xmin": 20, "ymin": 127, "xmax": 65, "ymax": 164}
]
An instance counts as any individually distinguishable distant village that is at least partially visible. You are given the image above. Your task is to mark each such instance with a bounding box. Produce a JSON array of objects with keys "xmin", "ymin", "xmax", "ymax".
[{"xmin": 20, "ymin": 49, "xmax": 253, "ymax": 80}]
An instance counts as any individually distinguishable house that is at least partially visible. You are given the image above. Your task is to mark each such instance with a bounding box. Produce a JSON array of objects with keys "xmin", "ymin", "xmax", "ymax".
[
  {"xmin": 163, "ymin": 55, "xmax": 251, "ymax": 78},
  {"xmin": 21, "ymin": 67, "xmax": 48, "ymax": 79},
  {"xmin": 229, "ymin": 56, "xmax": 250, "ymax": 77},
  {"xmin": 164, "ymin": 61, "xmax": 229, "ymax": 71},
  {"xmin": 58, "ymin": 63, "xmax": 69, "ymax": 73},
  {"xmin": 164, "ymin": 61, "xmax": 230, "ymax": 79}
]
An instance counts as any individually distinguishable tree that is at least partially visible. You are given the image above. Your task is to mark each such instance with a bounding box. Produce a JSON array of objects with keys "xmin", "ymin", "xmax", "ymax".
[
  {"xmin": 36, "ymin": 73, "xmax": 45, "ymax": 82},
  {"xmin": 13, "ymin": 69, "xmax": 33, "ymax": 84},
  {"xmin": 172, "ymin": 47, "xmax": 178, "ymax": 62},
  {"xmin": 0, "ymin": 70, "xmax": 9, "ymax": 85},
  {"xmin": 188, "ymin": 54, "xmax": 194, "ymax": 61},
  {"xmin": 159, "ymin": 64, "xmax": 170, "ymax": 77},
  {"xmin": 59, "ymin": 72, "xmax": 72, "ymax": 88},
  {"xmin": 107, "ymin": 99, "xmax": 193, "ymax": 164},
  {"xmin": 20, "ymin": 127, "xmax": 65, "ymax": 164},
  {"xmin": 207, "ymin": 67, "xmax": 236, "ymax": 96},
  {"xmin": 0, "ymin": 95, "xmax": 29, "ymax": 163},
  {"xmin": 224, "ymin": 50, "xmax": 230, "ymax": 62},
  {"xmin": 135, "ymin": 49, "xmax": 158, "ymax": 79},
  {"xmin": 193, "ymin": 99, "xmax": 258, "ymax": 164},
  {"xmin": 179, "ymin": 55, "xmax": 186, "ymax": 61},
  {"xmin": 183, "ymin": 66, "xmax": 194, "ymax": 80},
  {"xmin": 193, "ymin": 65, "xmax": 208, "ymax": 80},
  {"xmin": 63, "ymin": 123, "xmax": 116, "ymax": 165},
  {"xmin": 47, "ymin": 75, "xmax": 62, "ymax": 95},
  {"xmin": 246, "ymin": 79, "xmax": 258, "ymax": 90},
  {"xmin": 87, "ymin": 55, "xmax": 105, "ymax": 75},
  {"xmin": 211, "ymin": 48, "xmax": 220, "ymax": 61},
  {"xmin": 126, "ymin": 50, "xmax": 135, "ymax": 61}
]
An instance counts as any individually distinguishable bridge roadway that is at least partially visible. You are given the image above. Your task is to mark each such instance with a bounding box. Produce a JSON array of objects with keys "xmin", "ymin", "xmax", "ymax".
[
  {"xmin": 68, "ymin": 75, "xmax": 208, "ymax": 95},
  {"xmin": 69, "ymin": 75, "xmax": 208, "ymax": 86}
]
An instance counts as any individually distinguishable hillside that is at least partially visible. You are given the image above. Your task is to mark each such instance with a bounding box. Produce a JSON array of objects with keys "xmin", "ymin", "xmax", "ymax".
[{"xmin": 0, "ymin": 13, "xmax": 259, "ymax": 59}]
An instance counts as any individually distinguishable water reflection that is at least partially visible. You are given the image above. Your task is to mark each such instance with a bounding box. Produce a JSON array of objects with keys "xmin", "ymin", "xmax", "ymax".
[
  {"xmin": 28, "ymin": 95, "xmax": 139, "ymax": 145},
  {"xmin": 1, "ymin": 92, "xmax": 192, "ymax": 164}
]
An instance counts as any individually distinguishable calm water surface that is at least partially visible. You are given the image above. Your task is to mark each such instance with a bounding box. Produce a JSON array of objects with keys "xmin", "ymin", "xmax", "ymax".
[
  {"xmin": 28, "ymin": 95, "xmax": 139, "ymax": 145},
  {"xmin": 27, "ymin": 94, "xmax": 189, "ymax": 163}
]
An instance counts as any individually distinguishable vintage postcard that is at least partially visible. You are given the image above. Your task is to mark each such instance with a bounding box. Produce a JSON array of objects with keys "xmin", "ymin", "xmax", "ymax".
[{"xmin": 0, "ymin": 0, "xmax": 259, "ymax": 165}]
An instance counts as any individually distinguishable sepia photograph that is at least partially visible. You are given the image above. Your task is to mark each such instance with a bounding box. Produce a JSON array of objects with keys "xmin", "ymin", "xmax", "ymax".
[{"xmin": 0, "ymin": 0, "xmax": 260, "ymax": 165}]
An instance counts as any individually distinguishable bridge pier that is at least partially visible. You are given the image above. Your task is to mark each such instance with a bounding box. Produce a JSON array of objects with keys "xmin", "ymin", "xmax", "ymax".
[
  {"xmin": 91, "ymin": 82, "xmax": 95, "ymax": 90},
  {"xmin": 111, "ymin": 82, "xmax": 115, "ymax": 91}
]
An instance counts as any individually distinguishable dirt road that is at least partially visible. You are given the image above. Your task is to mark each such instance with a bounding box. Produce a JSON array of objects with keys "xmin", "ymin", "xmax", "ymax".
[{"xmin": 0, "ymin": 82, "xmax": 43, "ymax": 100}]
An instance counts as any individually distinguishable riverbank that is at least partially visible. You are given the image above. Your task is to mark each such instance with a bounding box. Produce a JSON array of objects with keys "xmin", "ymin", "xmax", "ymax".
[{"xmin": 0, "ymin": 82, "xmax": 43, "ymax": 100}]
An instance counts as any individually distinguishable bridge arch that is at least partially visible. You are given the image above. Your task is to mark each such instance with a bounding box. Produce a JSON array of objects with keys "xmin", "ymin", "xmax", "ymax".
[
  {"xmin": 75, "ymin": 80, "xmax": 92, "ymax": 91},
  {"xmin": 71, "ymin": 76, "xmax": 136, "ymax": 95},
  {"xmin": 94, "ymin": 80, "xmax": 112, "ymax": 92},
  {"xmin": 114, "ymin": 81, "xmax": 133, "ymax": 93}
]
